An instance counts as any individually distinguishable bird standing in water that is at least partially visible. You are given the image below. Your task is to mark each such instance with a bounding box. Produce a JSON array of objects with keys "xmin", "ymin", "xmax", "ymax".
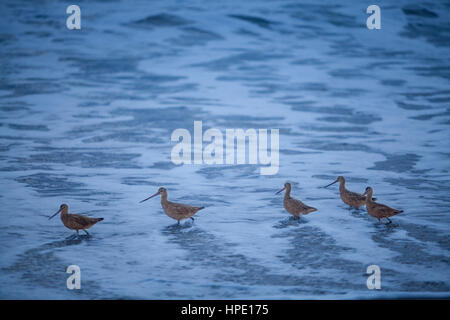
[
  {"xmin": 49, "ymin": 204, "xmax": 103, "ymax": 236},
  {"xmin": 140, "ymin": 187, "xmax": 205, "ymax": 224},
  {"xmin": 276, "ymin": 182, "xmax": 317, "ymax": 219},
  {"xmin": 363, "ymin": 187, "xmax": 403, "ymax": 224},
  {"xmin": 323, "ymin": 176, "xmax": 373, "ymax": 209}
]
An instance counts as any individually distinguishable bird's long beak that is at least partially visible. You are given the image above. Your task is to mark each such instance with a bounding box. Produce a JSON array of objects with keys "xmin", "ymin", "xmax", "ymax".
[
  {"xmin": 362, "ymin": 189, "xmax": 368, "ymax": 196},
  {"xmin": 275, "ymin": 187, "xmax": 286, "ymax": 195},
  {"xmin": 139, "ymin": 192, "xmax": 159, "ymax": 203},
  {"xmin": 323, "ymin": 179, "xmax": 338, "ymax": 188},
  {"xmin": 48, "ymin": 208, "xmax": 61, "ymax": 220}
]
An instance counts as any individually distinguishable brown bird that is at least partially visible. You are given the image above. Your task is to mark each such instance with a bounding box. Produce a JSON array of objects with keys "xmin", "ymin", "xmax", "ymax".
[
  {"xmin": 140, "ymin": 187, "xmax": 205, "ymax": 224},
  {"xmin": 323, "ymin": 176, "xmax": 374, "ymax": 209},
  {"xmin": 363, "ymin": 187, "xmax": 403, "ymax": 224},
  {"xmin": 49, "ymin": 204, "xmax": 103, "ymax": 236},
  {"xmin": 276, "ymin": 182, "xmax": 317, "ymax": 219}
]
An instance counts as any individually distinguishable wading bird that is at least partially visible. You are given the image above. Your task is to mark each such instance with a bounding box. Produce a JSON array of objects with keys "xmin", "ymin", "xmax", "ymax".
[
  {"xmin": 49, "ymin": 204, "xmax": 103, "ymax": 236},
  {"xmin": 140, "ymin": 187, "xmax": 204, "ymax": 224},
  {"xmin": 363, "ymin": 187, "xmax": 403, "ymax": 224},
  {"xmin": 323, "ymin": 176, "xmax": 374, "ymax": 209},
  {"xmin": 276, "ymin": 182, "xmax": 317, "ymax": 219}
]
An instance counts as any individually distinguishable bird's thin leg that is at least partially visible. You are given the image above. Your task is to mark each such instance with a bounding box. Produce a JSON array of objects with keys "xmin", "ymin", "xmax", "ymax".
[
  {"xmin": 177, "ymin": 220, "xmax": 180, "ymax": 225},
  {"xmin": 191, "ymin": 217, "xmax": 195, "ymax": 222},
  {"xmin": 386, "ymin": 218, "xmax": 392, "ymax": 224},
  {"xmin": 83, "ymin": 229, "xmax": 90, "ymax": 236},
  {"xmin": 67, "ymin": 233, "xmax": 77, "ymax": 240}
]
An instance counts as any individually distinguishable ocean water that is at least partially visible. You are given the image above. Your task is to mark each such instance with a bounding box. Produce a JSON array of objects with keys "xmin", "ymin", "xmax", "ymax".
[{"xmin": 0, "ymin": 0, "xmax": 449, "ymax": 299}]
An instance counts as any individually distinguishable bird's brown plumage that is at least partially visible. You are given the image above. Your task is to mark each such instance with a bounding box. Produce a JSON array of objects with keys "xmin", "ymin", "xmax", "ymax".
[
  {"xmin": 140, "ymin": 187, "xmax": 204, "ymax": 223},
  {"xmin": 49, "ymin": 204, "xmax": 103, "ymax": 234},
  {"xmin": 364, "ymin": 187, "xmax": 403, "ymax": 223},
  {"xmin": 276, "ymin": 182, "xmax": 317, "ymax": 218},
  {"xmin": 324, "ymin": 176, "xmax": 370, "ymax": 208}
]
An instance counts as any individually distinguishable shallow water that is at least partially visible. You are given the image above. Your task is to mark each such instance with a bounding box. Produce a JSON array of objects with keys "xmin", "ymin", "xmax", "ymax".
[{"xmin": 0, "ymin": 0, "xmax": 449, "ymax": 299}]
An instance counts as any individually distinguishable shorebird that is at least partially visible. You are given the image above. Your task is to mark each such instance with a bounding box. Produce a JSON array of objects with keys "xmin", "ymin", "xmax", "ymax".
[
  {"xmin": 49, "ymin": 204, "xmax": 103, "ymax": 236},
  {"xmin": 276, "ymin": 182, "xmax": 317, "ymax": 219},
  {"xmin": 363, "ymin": 187, "xmax": 403, "ymax": 224},
  {"xmin": 140, "ymin": 187, "xmax": 205, "ymax": 224},
  {"xmin": 323, "ymin": 176, "xmax": 374, "ymax": 209}
]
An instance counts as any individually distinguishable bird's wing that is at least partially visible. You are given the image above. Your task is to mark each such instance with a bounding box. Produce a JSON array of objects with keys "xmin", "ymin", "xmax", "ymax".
[
  {"xmin": 168, "ymin": 202, "xmax": 198, "ymax": 215},
  {"xmin": 347, "ymin": 190, "xmax": 365, "ymax": 202},
  {"xmin": 69, "ymin": 214, "xmax": 92, "ymax": 227},
  {"xmin": 373, "ymin": 203, "xmax": 398, "ymax": 217},
  {"xmin": 289, "ymin": 198, "xmax": 309, "ymax": 211}
]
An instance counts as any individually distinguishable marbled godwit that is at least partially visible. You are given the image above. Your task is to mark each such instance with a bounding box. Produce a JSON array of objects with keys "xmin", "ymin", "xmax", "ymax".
[
  {"xmin": 140, "ymin": 187, "xmax": 205, "ymax": 224},
  {"xmin": 323, "ymin": 176, "xmax": 374, "ymax": 209},
  {"xmin": 49, "ymin": 204, "xmax": 103, "ymax": 236},
  {"xmin": 276, "ymin": 182, "xmax": 317, "ymax": 219},
  {"xmin": 363, "ymin": 187, "xmax": 403, "ymax": 224}
]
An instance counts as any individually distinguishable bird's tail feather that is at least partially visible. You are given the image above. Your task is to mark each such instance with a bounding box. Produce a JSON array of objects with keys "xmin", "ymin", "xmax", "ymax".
[{"xmin": 304, "ymin": 207, "xmax": 317, "ymax": 214}]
